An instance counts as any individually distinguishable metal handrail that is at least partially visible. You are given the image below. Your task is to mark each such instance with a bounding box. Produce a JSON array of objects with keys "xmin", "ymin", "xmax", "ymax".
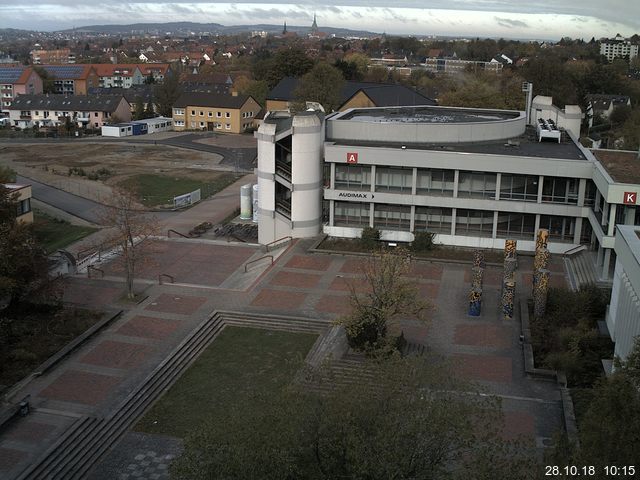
[
  {"xmin": 244, "ymin": 255, "xmax": 273, "ymax": 272},
  {"xmin": 158, "ymin": 273, "xmax": 175, "ymax": 285},
  {"xmin": 87, "ymin": 265, "xmax": 104, "ymax": 278},
  {"xmin": 167, "ymin": 229, "xmax": 189, "ymax": 238},
  {"xmin": 265, "ymin": 235, "xmax": 292, "ymax": 252},
  {"xmin": 562, "ymin": 245, "xmax": 586, "ymax": 257}
]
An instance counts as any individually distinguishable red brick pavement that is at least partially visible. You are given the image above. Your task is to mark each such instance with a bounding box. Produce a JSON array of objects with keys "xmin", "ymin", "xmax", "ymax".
[
  {"xmin": 0, "ymin": 447, "xmax": 27, "ymax": 470},
  {"xmin": 144, "ymin": 293, "xmax": 208, "ymax": 315},
  {"xmin": 116, "ymin": 315, "xmax": 180, "ymax": 340},
  {"xmin": 339, "ymin": 258, "xmax": 367, "ymax": 274},
  {"xmin": 314, "ymin": 294, "xmax": 352, "ymax": 315},
  {"xmin": 418, "ymin": 282, "xmax": 440, "ymax": 300},
  {"xmin": 270, "ymin": 271, "xmax": 322, "ymax": 289},
  {"xmin": 62, "ymin": 281, "xmax": 122, "ymax": 307},
  {"xmin": 2, "ymin": 421, "xmax": 56, "ymax": 444},
  {"xmin": 463, "ymin": 268, "xmax": 504, "ymax": 286},
  {"xmin": 453, "ymin": 354, "xmax": 513, "ymax": 383},
  {"xmin": 408, "ymin": 262, "xmax": 443, "ymax": 280},
  {"xmin": 454, "ymin": 324, "xmax": 512, "ymax": 349},
  {"xmin": 285, "ymin": 255, "xmax": 333, "ymax": 271},
  {"xmin": 250, "ymin": 289, "xmax": 307, "ymax": 310},
  {"xmin": 39, "ymin": 370, "xmax": 121, "ymax": 406},
  {"xmin": 501, "ymin": 410, "xmax": 537, "ymax": 441},
  {"xmin": 329, "ymin": 276, "xmax": 368, "ymax": 293},
  {"xmin": 80, "ymin": 340, "xmax": 151, "ymax": 369}
]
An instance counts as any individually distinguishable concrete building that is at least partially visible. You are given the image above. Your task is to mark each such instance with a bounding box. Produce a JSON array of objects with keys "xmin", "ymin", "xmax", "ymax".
[
  {"xmin": 0, "ymin": 66, "xmax": 43, "ymax": 113},
  {"xmin": 172, "ymin": 92, "xmax": 260, "ymax": 133},
  {"xmin": 606, "ymin": 225, "xmax": 640, "ymax": 361},
  {"xmin": 31, "ymin": 48, "xmax": 75, "ymax": 64},
  {"xmin": 131, "ymin": 116, "xmax": 173, "ymax": 134},
  {"xmin": 3, "ymin": 184, "xmax": 33, "ymax": 224},
  {"xmin": 9, "ymin": 94, "xmax": 131, "ymax": 129},
  {"xmin": 531, "ymin": 96, "xmax": 582, "ymax": 138},
  {"xmin": 421, "ymin": 57, "xmax": 503, "ymax": 74},
  {"xmin": 599, "ymin": 34, "xmax": 639, "ymax": 62},
  {"xmin": 38, "ymin": 65, "xmax": 99, "ymax": 95}
]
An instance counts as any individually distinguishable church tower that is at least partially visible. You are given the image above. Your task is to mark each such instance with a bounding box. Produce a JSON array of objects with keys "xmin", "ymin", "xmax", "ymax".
[
  {"xmin": 282, "ymin": 21, "xmax": 287, "ymax": 35},
  {"xmin": 311, "ymin": 13, "xmax": 318, "ymax": 35}
]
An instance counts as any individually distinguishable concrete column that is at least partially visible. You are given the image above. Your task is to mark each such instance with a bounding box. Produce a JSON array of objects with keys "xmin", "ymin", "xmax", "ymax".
[
  {"xmin": 577, "ymin": 178, "xmax": 586, "ymax": 207},
  {"xmin": 330, "ymin": 162, "xmax": 335, "ymax": 189},
  {"xmin": 495, "ymin": 173, "xmax": 501, "ymax": 201},
  {"xmin": 370, "ymin": 165, "xmax": 376, "ymax": 193},
  {"xmin": 608, "ymin": 204, "xmax": 617, "ymax": 236},
  {"xmin": 602, "ymin": 248, "xmax": 612, "ymax": 280},
  {"xmin": 492, "ymin": 211, "xmax": 498, "ymax": 238},
  {"xmin": 602, "ymin": 200, "xmax": 608, "ymax": 227},
  {"xmin": 411, "ymin": 167, "xmax": 417, "ymax": 195},
  {"xmin": 369, "ymin": 202, "xmax": 374, "ymax": 227},
  {"xmin": 625, "ymin": 206, "xmax": 636, "ymax": 225},
  {"xmin": 574, "ymin": 217, "xmax": 583, "ymax": 244},
  {"xmin": 453, "ymin": 170, "xmax": 460, "ymax": 198},
  {"xmin": 534, "ymin": 214, "xmax": 541, "ymax": 238},
  {"xmin": 537, "ymin": 175, "xmax": 544, "ymax": 203},
  {"xmin": 596, "ymin": 245, "xmax": 604, "ymax": 268},
  {"xmin": 410, "ymin": 205, "xmax": 416, "ymax": 232},
  {"xmin": 451, "ymin": 208, "xmax": 457, "ymax": 236},
  {"xmin": 329, "ymin": 200, "xmax": 334, "ymax": 226}
]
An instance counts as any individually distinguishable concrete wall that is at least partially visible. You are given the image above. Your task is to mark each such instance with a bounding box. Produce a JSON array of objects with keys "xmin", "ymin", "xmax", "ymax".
[{"xmin": 531, "ymin": 96, "xmax": 582, "ymax": 138}]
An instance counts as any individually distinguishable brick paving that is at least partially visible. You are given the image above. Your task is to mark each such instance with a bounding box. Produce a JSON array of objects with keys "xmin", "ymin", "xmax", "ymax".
[
  {"xmin": 501, "ymin": 410, "xmax": 537, "ymax": 441},
  {"xmin": 314, "ymin": 294, "xmax": 352, "ymax": 315},
  {"xmin": 116, "ymin": 316, "xmax": 181, "ymax": 340},
  {"xmin": 463, "ymin": 267, "xmax": 504, "ymax": 286},
  {"xmin": 144, "ymin": 293, "xmax": 208, "ymax": 316},
  {"xmin": 285, "ymin": 254, "xmax": 332, "ymax": 271},
  {"xmin": 80, "ymin": 340, "xmax": 152, "ymax": 369},
  {"xmin": 454, "ymin": 324, "xmax": 512, "ymax": 349},
  {"xmin": 62, "ymin": 279, "xmax": 122, "ymax": 307},
  {"xmin": 270, "ymin": 270, "xmax": 322, "ymax": 289},
  {"xmin": 0, "ymin": 448, "xmax": 27, "ymax": 471},
  {"xmin": 39, "ymin": 370, "xmax": 122, "ymax": 406},
  {"xmin": 250, "ymin": 288, "xmax": 307, "ymax": 310},
  {"xmin": 453, "ymin": 353, "xmax": 513, "ymax": 384},
  {"xmin": 2, "ymin": 420, "xmax": 56, "ymax": 444}
]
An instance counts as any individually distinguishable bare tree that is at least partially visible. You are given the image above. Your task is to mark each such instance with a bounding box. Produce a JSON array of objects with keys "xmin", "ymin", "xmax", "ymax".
[{"xmin": 99, "ymin": 187, "xmax": 159, "ymax": 299}]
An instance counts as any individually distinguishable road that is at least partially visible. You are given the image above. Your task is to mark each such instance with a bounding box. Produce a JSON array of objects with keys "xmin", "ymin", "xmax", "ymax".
[{"xmin": 18, "ymin": 175, "xmax": 176, "ymax": 225}]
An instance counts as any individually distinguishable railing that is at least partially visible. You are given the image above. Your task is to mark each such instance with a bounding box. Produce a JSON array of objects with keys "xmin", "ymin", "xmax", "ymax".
[
  {"xmin": 87, "ymin": 265, "xmax": 104, "ymax": 278},
  {"xmin": 167, "ymin": 229, "xmax": 189, "ymax": 238},
  {"xmin": 244, "ymin": 255, "xmax": 273, "ymax": 272},
  {"xmin": 265, "ymin": 236, "xmax": 292, "ymax": 252},
  {"xmin": 275, "ymin": 201, "xmax": 291, "ymax": 219},
  {"xmin": 562, "ymin": 245, "xmax": 587, "ymax": 258},
  {"xmin": 158, "ymin": 273, "xmax": 175, "ymax": 285}
]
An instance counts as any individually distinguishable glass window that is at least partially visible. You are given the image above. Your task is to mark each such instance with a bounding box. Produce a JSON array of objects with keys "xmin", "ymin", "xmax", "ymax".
[
  {"xmin": 540, "ymin": 215, "xmax": 575, "ymax": 242},
  {"xmin": 414, "ymin": 206, "xmax": 452, "ymax": 234},
  {"xmin": 500, "ymin": 174, "xmax": 539, "ymax": 202},
  {"xmin": 416, "ymin": 168, "xmax": 454, "ymax": 196},
  {"xmin": 335, "ymin": 165, "xmax": 371, "ymax": 191},
  {"xmin": 455, "ymin": 209, "xmax": 494, "ymax": 237},
  {"xmin": 457, "ymin": 171, "xmax": 497, "ymax": 199},
  {"xmin": 376, "ymin": 167, "xmax": 412, "ymax": 193},
  {"xmin": 496, "ymin": 212, "xmax": 536, "ymax": 239},
  {"xmin": 541, "ymin": 177, "xmax": 578, "ymax": 204},
  {"xmin": 373, "ymin": 204, "xmax": 411, "ymax": 231},
  {"xmin": 334, "ymin": 201, "xmax": 370, "ymax": 227},
  {"xmin": 16, "ymin": 198, "xmax": 31, "ymax": 216},
  {"xmin": 584, "ymin": 180, "xmax": 597, "ymax": 207}
]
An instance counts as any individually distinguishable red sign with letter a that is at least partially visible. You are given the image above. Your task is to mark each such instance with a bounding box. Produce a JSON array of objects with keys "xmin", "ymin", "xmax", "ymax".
[
  {"xmin": 346, "ymin": 152, "xmax": 358, "ymax": 164},
  {"xmin": 624, "ymin": 192, "xmax": 637, "ymax": 205}
]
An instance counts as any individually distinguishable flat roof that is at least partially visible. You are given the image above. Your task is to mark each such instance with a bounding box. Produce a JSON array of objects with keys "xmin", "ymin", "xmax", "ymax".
[
  {"xmin": 330, "ymin": 126, "xmax": 587, "ymax": 161},
  {"xmin": 337, "ymin": 106, "xmax": 520, "ymax": 124},
  {"xmin": 591, "ymin": 149, "xmax": 640, "ymax": 184}
]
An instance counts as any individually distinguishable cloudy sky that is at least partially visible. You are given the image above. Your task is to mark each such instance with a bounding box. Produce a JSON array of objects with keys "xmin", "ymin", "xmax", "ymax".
[{"xmin": 0, "ymin": 0, "xmax": 638, "ymax": 39}]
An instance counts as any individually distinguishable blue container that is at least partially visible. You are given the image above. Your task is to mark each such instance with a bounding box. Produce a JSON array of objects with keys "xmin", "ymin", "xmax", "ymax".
[{"xmin": 131, "ymin": 123, "xmax": 148, "ymax": 135}]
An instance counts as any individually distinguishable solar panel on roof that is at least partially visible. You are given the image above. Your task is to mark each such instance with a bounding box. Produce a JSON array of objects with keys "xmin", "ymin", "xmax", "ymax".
[
  {"xmin": 0, "ymin": 67, "xmax": 25, "ymax": 83},
  {"xmin": 42, "ymin": 65, "xmax": 85, "ymax": 79}
]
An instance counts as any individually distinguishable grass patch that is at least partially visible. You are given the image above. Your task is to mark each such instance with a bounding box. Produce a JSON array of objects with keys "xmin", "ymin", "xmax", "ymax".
[
  {"xmin": 32, "ymin": 210, "xmax": 98, "ymax": 253},
  {"xmin": 118, "ymin": 173, "xmax": 238, "ymax": 208},
  {"xmin": 0, "ymin": 306, "xmax": 102, "ymax": 394},
  {"xmin": 135, "ymin": 326, "xmax": 318, "ymax": 438}
]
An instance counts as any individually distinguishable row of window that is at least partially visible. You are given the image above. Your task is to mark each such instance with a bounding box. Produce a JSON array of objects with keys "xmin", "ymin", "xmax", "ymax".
[
  {"xmin": 175, "ymin": 109, "xmax": 255, "ymax": 118},
  {"xmin": 333, "ymin": 202, "xmax": 579, "ymax": 242},
  {"xmin": 334, "ymin": 165, "xmax": 581, "ymax": 205}
]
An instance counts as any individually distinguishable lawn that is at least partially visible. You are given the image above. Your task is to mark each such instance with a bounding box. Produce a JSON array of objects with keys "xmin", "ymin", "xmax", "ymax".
[
  {"xmin": 135, "ymin": 326, "xmax": 318, "ymax": 438},
  {"xmin": 32, "ymin": 210, "xmax": 98, "ymax": 253},
  {"xmin": 118, "ymin": 173, "xmax": 238, "ymax": 208},
  {"xmin": 0, "ymin": 306, "xmax": 102, "ymax": 395}
]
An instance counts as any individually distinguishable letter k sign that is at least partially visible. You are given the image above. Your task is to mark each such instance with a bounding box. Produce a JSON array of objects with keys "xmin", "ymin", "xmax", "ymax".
[{"xmin": 624, "ymin": 192, "xmax": 637, "ymax": 205}]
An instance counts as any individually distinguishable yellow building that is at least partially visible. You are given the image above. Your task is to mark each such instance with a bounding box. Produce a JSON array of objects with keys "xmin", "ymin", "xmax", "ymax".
[
  {"xmin": 4, "ymin": 184, "xmax": 33, "ymax": 224},
  {"xmin": 172, "ymin": 92, "xmax": 260, "ymax": 133}
]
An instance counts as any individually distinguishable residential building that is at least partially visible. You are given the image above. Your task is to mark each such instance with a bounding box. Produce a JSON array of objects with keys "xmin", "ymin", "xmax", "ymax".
[
  {"xmin": 88, "ymin": 85, "xmax": 156, "ymax": 115},
  {"xmin": 9, "ymin": 94, "xmax": 131, "ymax": 129},
  {"xmin": 91, "ymin": 63, "xmax": 170, "ymax": 89},
  {"xmin": 265, "ymin": 77, "xmax": 435, "ymax": 112},
  {"xmin": 0, "ymin": 66, "xmax": 43, "ymax": 113},
  {"xmin": 586, "ymin": 94, "xmax": 632, "ymax": 127},
  {"xmin": 31, "ymin": 48, "xmax": 75, "ymax": 64},
  {"xmin": 172, "ymin": 92, "xmax": 260, "ymax": 133},
  {"xmin": 38, "ymin": 65, "xmax": 99, "ymax": 95},
  {"xmin": 606, "ymin": 224, "xmax": 640, "ymax": 361},
  {"xmin": 257, "ymin": 102, "xmax": 640, "ymax": 286},
  {"xmin": 600, "ymin": 34, "xmax": 639, "ymax": 62},
  {"xmin": 421, "ymin": 57, "xmax": 503, "ymax": 74},
  {"xmin": 3, "ymin": 184, "xmax": 33, "ymax": 224}
]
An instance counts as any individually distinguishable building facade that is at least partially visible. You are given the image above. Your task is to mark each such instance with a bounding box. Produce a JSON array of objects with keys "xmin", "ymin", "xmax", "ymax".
[
  {"xmin": 31, "ymin": 48, "xmax": 75, "ymax": 64},
  {"xmin": 599, "ymin": 35, "xmax": 639, "ymax": 62},
  {"xmin": 0, "ymin": 66, "xmax": 43, "ymax": 113},
  {"xmin": 38, "ymin": 65, "xmax": 99, "ymax": 95},
  {"xmin": 3, "ymin": 184, "xmax": 33, "ymax": 224},
  {"xmin": 172, "ymin": 92, "xmax": 260, "ymax": 133}
]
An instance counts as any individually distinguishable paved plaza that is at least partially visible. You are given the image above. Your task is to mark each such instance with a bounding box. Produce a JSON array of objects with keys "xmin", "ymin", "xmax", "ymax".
[{"xmin": 0, "ymin": 235, "xmax": 569, "ymax": 479}]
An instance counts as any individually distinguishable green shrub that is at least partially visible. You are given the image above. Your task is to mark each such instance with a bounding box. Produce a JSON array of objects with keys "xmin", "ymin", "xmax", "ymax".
[
  {"xmin": 411, "ymin": 231, "xmax": 435, "ymax": 252},
  {"xmin": 360, "ymin": 226, "xmax": 380, "ymax": 250}
]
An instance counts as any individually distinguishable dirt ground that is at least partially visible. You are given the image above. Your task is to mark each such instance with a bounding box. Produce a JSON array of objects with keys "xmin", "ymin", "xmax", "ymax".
[{"xmin": 0, "ymin": 143, "xmax": 228, "ymax": 203}]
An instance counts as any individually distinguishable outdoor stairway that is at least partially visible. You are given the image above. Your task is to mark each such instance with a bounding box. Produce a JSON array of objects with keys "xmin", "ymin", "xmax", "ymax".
[
  {"xmin": 564, "ymin": 250, "xmax": 598, "ymax": 291},
  {"xmin": 15, "ymin": 311, "xmax": 331, "ymax": 480}
]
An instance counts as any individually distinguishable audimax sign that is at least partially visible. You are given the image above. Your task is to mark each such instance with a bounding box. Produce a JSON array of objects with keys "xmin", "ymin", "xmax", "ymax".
[{"xmin": 337, "ymin": 192, "xmax": 374, "ymax": 199}]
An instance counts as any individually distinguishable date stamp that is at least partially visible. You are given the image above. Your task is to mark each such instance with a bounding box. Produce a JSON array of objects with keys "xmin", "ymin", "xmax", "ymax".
[{"xmin": 545, "ymin": 466, "xmax": 636, "ymax": 476}]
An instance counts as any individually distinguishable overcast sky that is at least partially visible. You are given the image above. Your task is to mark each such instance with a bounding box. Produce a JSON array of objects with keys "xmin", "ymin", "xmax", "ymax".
[{"xmin": 0, "ymin": 0, "xmax": 638, "ymax": 40}]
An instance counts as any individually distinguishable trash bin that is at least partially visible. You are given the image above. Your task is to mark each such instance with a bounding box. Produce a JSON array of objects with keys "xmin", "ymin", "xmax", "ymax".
[{"xmin": 19, "ymin": 400, "xmax": 30, "ymax": 417}]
